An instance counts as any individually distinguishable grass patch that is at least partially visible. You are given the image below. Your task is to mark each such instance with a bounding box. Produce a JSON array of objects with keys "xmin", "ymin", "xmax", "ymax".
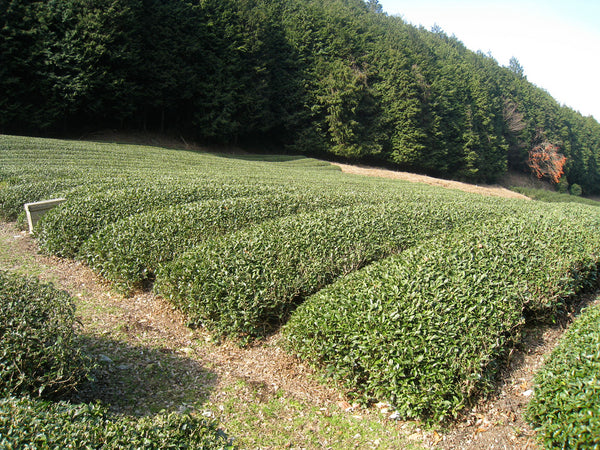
[
  {"xmin": 209, "ymin": 379, "xmax": 420, "ymax": 449},
  {"xmin": 0, "ymin": 232, "xmax": 54, "ymax": 279},
  {"xmin": 511, "ymin": 186, "xmax": 600, "ymax": 207}
]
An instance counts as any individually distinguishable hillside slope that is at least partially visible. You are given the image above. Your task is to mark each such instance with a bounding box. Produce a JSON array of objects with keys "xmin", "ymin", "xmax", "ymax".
[
  {"xmin": 333, "ymin": 162, "xmax": 530, "ymax": 200},
  {"xmin": 2, "ymin": 0, "xmax": 600, "ymax": 191}
]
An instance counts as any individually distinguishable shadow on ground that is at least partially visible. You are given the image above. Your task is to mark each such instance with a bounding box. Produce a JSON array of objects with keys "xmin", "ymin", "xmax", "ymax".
[{"xmin": 69, "ymin": 334, "xmax": 217, "ymax": 417}]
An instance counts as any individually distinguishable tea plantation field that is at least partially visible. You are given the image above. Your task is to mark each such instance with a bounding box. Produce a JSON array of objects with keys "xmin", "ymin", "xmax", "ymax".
[{"xmin": 2, "ymin": 134, "xmax": 600, "ymax": 441}]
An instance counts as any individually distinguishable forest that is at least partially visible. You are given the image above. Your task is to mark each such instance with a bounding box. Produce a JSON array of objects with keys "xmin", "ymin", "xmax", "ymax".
[{"xmin": 2, "ymin": 0, "xmax": 600, "ymax": 193}]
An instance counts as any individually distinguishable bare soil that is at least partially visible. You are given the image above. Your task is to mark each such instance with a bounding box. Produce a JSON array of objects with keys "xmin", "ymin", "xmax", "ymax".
[
  {"xmin": 1, "ymin": 160, "xmax": 595, "ymax": 448},
  {"xmin": 332, "ymin": 163, "xmax": 530, "ymax": 200}
]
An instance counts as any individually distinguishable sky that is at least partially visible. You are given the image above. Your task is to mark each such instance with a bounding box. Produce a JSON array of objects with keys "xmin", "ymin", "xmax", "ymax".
[{"xmin": 377, "ymin": 0, "xmax": 600, "ymax": 121}]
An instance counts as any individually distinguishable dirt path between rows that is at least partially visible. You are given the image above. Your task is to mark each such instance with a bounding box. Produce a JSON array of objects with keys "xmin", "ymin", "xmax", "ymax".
[{"xmin": 333, "ymin": 163, "xmax": 530, "ymax": 200}]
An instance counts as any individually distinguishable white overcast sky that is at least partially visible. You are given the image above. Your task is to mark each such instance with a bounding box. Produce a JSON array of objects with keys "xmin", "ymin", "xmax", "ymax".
[{"xmin": 377, "ymin": 0, "xmax": 600, "ymax": 121}]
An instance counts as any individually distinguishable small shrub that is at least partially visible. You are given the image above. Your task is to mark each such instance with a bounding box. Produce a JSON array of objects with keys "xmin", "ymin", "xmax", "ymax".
[
  {"xmin": 526, "ymin": 302, "xmax": 600, "ymax": 449},
  {"xmin": 0, "ymin": 271, "xmax": 92, "ymax": 398},
  {"xmin": 570, "ymin": 183, "xmax": 582, "ymax": 196},
  {"xmin": 556, "ymin": 176, "xmax": 569, "ymax": 194},
  {"xmin": 0, "ymin": 396, "xmax": 232, "ymax": 449}
]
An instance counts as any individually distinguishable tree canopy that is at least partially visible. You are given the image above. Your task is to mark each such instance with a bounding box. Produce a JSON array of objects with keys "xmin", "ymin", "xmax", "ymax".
[{"xmin": 2, "ymin": 0, "xmax": 600, "ymax": 192}]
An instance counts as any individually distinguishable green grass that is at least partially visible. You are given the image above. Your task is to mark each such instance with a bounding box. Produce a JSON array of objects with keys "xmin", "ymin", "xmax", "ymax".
[
  {"xmin": 511, "ymin": 186, "xmax": 600, "ymax": 207},
  {"xmin": 73, "ymin": 335, "xmax": 217, "ymax": 416},
  {"xmin": 210, "ymin": 379, "xmax": 421, "ymax": 449},
  {"xmin": 0, "ymin": 232, "xmax": 54, "ymax": 279}
]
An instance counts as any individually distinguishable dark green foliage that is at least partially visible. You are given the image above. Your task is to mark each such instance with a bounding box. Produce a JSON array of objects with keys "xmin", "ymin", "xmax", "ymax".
[
  {"xmin": 79, "ymin": 192, "xmax": 370, "ymax": 293},
  {"xmin": 0, "ymin": 0, "xmax": 141, "ymax": 132},
  {"xmin": 526, "ymin": 303, "xmax": 600, "ymax": 449},
  {"xmin": 570, "ymin": 183, "xmax": 582, "ymax": 196},
  {"xmin": 155, "ymin": 197, "xmax": 503, "ymax": 340},
  {"xmin": 0, "ymin": 0, "xmax": 46, "ymax": 133},
  {"xmin": 283, "ymin": 204, "xmax": 600, "ymax": 422},
  {"xmin": 2, "ymin": 0, "xmax": 600, "ymax": 187},
  {"xmin": 36, "ymin": 181, "xmax": 277, "ymax": 258},
  {"xmin": 556, "ymin": 176, "xmax": 569, "ymax": 194},
  {"xmin": 0, "ymin": 396, "xmax": 232, "ymax": 449},
  {"xmin": 0, "ymin": 271, "xmax": 91, "ymax": 398}
]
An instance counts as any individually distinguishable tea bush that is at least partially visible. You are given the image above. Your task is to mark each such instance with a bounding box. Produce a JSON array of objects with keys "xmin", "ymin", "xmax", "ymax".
[
  {"xmin": 526, "ymin": 302, "xmax": 600, "ymax": 449},
  {"xmin": 283, "ymin": 206, "xmax": 600, "ymax": 422},
  {"xmin": 0, "ymin": 396, "xmax": 232, "ymax": 449},
  {"xmin": 80, "ymin": 191, "xmax": 372, "ymax": 293},
  {"xmin": 155, "ymin": 198, "xmax": 503, "ymax": 340},
  {"xmin": 509, "ymin": 204, "xmax": 600, "ymax": 319},
  {"xmin": 284, "ymin": 221, "xmax": 522, "ymax": 421},
  {"xmin": 0, "ymin": 271, "xmax": 92, "ymax": 398},
  {"xmin": 36, "ymin": 181, "xmax": 279, "ymax": 258},
  {"xmin": 0, "ymin": 179, "xmax": 80, "ymax": 221}
]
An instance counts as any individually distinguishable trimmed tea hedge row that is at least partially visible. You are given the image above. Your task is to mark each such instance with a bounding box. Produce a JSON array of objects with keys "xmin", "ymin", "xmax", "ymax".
[
  {"xmin": 0, "ymin": 134, "xmax": 342, "ymax": 184},
  {"xmin": 155, "ymin": 196, "xmax": 505, "ymax": 340},
  {"xmin": 521, "ymin": 204, "xmax": 600, "ymax": 318},
  {"xmin": 0, "ymin": 174, "xmax": 156, "ymax": 222},
  {"xmin": 0, "ymin": 134, "xmax": 352, "ymax": 227},
  {"xmin": 0, "ymin": 271, "xmax": 91, "ymax": 398},
  {"xmin": 526, "ymin": 302, "xmax": 600, "ymax": 449},
  {"xmin": 80, "ymin": 191, "xmax": 381, "ymax": 293},
  {"xmin": 36, "ymin": 181, "xmax": 283, "ymax": 258},
  {"xmin": 283, "ymin": 204, "xmax": 600, "ymax": 422},
  {"xmin": 0, "ymin": 174, "xmax": 160, "ymax": 223},
  {"xmin": 0, "ymin": 396, "xmax": 232, "ymax": 449},
  {"xmin": 0, "ymin": 179, "xmax": 81, "ymax": 221}
]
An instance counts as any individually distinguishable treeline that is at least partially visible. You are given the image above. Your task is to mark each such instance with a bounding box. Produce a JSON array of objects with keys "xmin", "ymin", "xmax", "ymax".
[{"xmin": 2, "ymin": 0, "xmax": 600, "ymax": 191}]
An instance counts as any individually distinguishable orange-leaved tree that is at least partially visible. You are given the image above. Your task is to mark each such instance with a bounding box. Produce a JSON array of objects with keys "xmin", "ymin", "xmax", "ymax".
[{"xmin": 527, "ymin": 141, "xmax": 567, "ymax": 184}]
